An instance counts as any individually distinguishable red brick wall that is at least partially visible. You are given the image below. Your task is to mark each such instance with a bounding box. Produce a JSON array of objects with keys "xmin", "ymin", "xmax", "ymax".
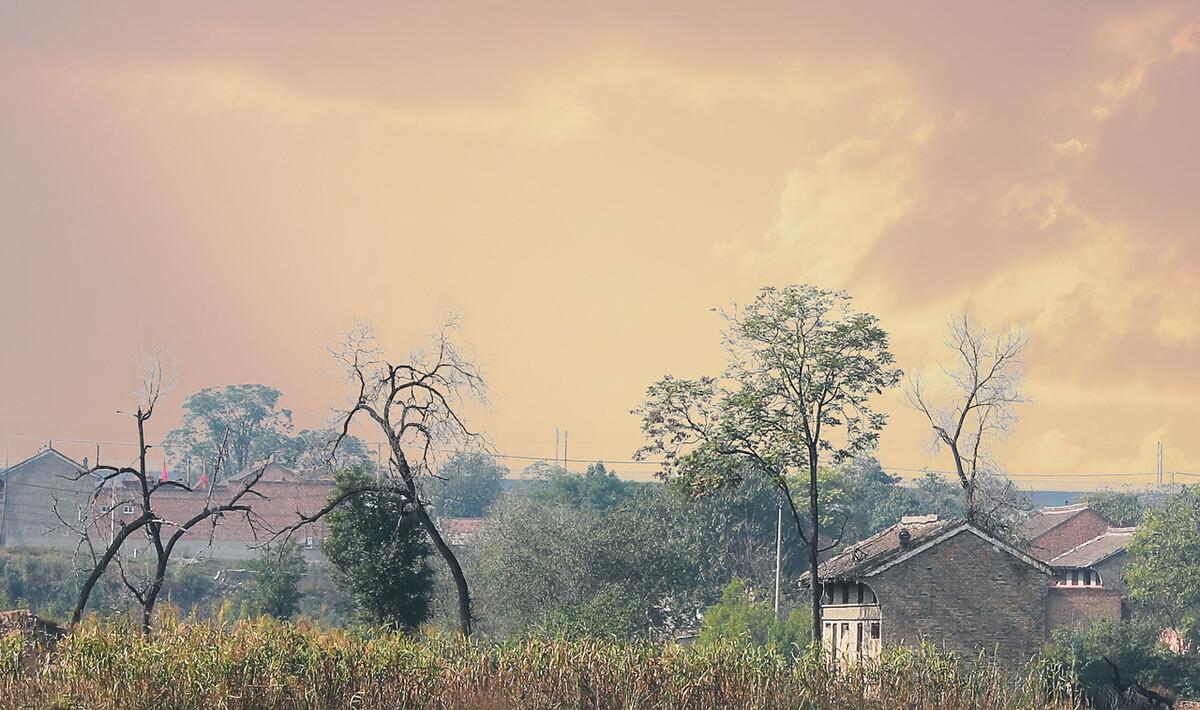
[
  {"xmin": 1047, "ymin": 587, "xmax": 1122, "ymax": 630},
  {"xmin": 1029, "ymin": 510, "xmax": 1110, "ymax": 561},
  {"xmin": 113, "ymin": 479, "xmax": 334, "ymax": 552}
]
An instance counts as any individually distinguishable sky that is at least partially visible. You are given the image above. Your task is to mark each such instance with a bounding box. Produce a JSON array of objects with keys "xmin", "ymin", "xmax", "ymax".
[{"xmin": 2, "ymin": 2, "xmax": 1198, "ymax": 491}]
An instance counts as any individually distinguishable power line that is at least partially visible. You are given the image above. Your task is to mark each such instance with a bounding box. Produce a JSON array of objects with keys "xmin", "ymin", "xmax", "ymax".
[{"xmin": 5, "ymin": 431, "xmax": 1196, "ymax": 480}]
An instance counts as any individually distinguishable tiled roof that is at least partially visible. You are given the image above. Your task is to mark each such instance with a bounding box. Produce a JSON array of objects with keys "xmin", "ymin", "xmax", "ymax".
[
  {"xmin": 815, "ymin": 515, "xmax": 962, "ymax": 580},
  {"xmin": 1020, "ymin": 504, "xmax": 1091, "ymax": 540},
  {"xmin": 1050, "ymin": 528, "xmax": 1136, "ymax": 568}
]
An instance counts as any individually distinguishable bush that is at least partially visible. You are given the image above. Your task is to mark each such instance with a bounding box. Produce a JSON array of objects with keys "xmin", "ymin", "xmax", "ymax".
[
  {"xmin": 1047, "ymin": 619, "xmax": 1200, "ymax": 701},
  {"xmin": 697, "ymin": 579, "xmax": 809, "ymax": 653}
]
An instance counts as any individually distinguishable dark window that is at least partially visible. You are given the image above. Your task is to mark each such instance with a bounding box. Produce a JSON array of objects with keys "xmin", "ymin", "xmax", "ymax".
[
  {"xmin": 1071, "ymin": 569, "xmax": 1079, "ymax": 585},
  {"xmin": 857, "ymin": 583, "xmax": 865, "ymax": 604},
  {"xmin": 856, "ymin": 622, "xmax": 863, "ymax": 654},
  {"xmin": 871, "ymin": 623, "xmax": 881, "ymax": 640},
  {"xmin": 841, "ymin": 583, "xmax": 850, "ymax": 604}
]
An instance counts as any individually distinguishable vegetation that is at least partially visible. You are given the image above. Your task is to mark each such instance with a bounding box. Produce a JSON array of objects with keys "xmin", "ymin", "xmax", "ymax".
[
  {"xmin": 247, "ymin": 542, "xmax": 307, "ymax": 620},
  {"xmin": 1086, "ymin": 490, "xmax": 1146, "ymax": 527},
  {"xmin": 0, "ymin": 617, "xmax": 1080, "ymax": 710},
  {"xmin": 697, "ymin": 579, "xmax": 809, "ymax": 653},
  {"xmin": 1125, "ymin": 486, "xmax": 1200, "ymax": 645},
  {"xmin": 427, "ymin": 452, "xmax": 507, "ymax": 518},
  {"xmin": 323, "ymin": 468, "xmax": 435, "ymax": 631},
  {"xmin": 636, "ymin": 284, "xmax": 902, "ymax": 641}
]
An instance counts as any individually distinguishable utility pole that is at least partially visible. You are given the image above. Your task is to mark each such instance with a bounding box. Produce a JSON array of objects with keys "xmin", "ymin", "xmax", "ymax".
[
  {"xmin": 555, "ymin": 429, "xmax": 560, "ymax": 468},
  {"xmin": 774, "ymin": 495, "xmax": 783, "ymax": 619},
  {"xmin": 563, "ymin": 431, "xmax": 568, "ymax": 470},
  {"xmin": 1157, "ymin": 441, "xmax": 1164, "ymax": 488}
]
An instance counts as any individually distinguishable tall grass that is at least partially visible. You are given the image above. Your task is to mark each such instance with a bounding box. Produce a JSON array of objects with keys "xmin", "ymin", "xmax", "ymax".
[{"xmin": 0, "ymin": 617, "xmax": 1082, "ymax": 710}]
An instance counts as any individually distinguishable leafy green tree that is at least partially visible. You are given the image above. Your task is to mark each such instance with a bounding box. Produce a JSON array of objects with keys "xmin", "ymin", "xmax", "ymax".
[
  {"xmin": 469, "ymin": 495, "xmax": 691, "ymax": 638},
  {"xmin": 428, "ymin": 452, "xmax": 507, "ymax": 517},
  {"xmin": 164, "ymin": 384, "xmax": 293, "ymax": 477},
  {"xmin": 1126, "ymin": 487, "xmax": 1200, "ymax": 644},
  {"xmin": 529, "ymin": 460, "xmax": 631, "ymax": 511},
  {"xmin": 636, "ymin": 284, "xmax": 902, "ymax": 642},
  {"xmin": 249, "ymin": 542, "xmax": 306, "ymax": 620},
  {"xmin": 1087, "ymin": 490, "xmax": 1146, "ymax": 527},
  {"xmin": 698, "ymin": 579, "xmax": 809, "ymax": 653},
  {"xmin": 323, "ymin": 468, "xmax": 435, "ymax": 631}
]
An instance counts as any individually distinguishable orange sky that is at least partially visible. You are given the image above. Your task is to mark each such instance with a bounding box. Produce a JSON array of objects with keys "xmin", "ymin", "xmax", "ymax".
[{"xmin": 2, "ymin": 2, "xmax": 1198, "ymax": 491}]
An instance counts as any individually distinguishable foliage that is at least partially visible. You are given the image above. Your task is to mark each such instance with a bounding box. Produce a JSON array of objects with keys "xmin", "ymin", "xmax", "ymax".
[
  {"xmin": 323, "ymin": 468, "xmax": 435, "ymax": 631},
  {"xmin": 163, "ymin": 384, "xmax": 294, "ymax": 477},
  {"xmin": 1126, "ymin": 486, "xmax": 1200, "ymax": 644},
  {"xmin": 427, "ymin": 452, "xmax": 507, "ymax": 517},
  {"xmin": 635, "ymin": 285, "xmax": 902, "ymax": 640},
  {"xmin": 0, "ymin": 617, "xmax": 1080, "ymax": 710},
  {"xmin": 280, "ymin": 428, "xmax": 374, "ymax": 472},
  {"xmin": 1047, "ymin": 618, "xmax": 1200, "ymax": 702},
  {"xmin": 469, "ymin": 495, "xmax": 692, "ymax": 638},
  {"xmin": 697, "ymin": 580, "xmax": 809, "ymax": 653},
  {"xmin": 527, "ymin": 460, "xmax": 632, "ymax": 511},
  {"xmin": 1086, "ymin": 490, "xmax": 1146, "ymax": 527},
  {"xmin": 248, "ymin": 542, "xmax": 306, "ymax": 620}
]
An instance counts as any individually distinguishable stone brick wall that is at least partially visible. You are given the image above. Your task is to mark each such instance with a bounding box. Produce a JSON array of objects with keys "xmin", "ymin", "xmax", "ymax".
[
  {"xmin": 1047, "ymin": 587, "xmax": 1122, "ymax": 630},
  {"xmin": 1029, "ymin": 509, "xmax": 1110, "ymax": 561},
  {"xmin": 869, "ymin": 529, "xmax": 1052, "ymax": 666}
]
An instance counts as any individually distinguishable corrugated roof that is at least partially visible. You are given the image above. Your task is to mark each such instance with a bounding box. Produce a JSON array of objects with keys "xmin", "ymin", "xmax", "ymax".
[
  {"xmin": 816, "ymin": 516, "xmax": 962, "ymax": 580},
  {"xmin": 1050, "ymin": 528, "xmax": 1136, "ymax": 568},
  {"xmin": 1020, "ymin": 504, "xmax": 1091, "ymax": 540}
]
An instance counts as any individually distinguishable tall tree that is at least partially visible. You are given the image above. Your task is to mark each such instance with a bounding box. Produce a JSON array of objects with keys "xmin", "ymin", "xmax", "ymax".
[
  {"xmin": 329, "ymin": 322, "xmax": 487, "ymax": 636},
  {"xmin": 906, "ymin": 314, "xmax": 1026, "ymax": 526},
  {"xmin": 635, "ymin": 284, "xmax": 901, "ymax": 643},
  {"xmin": 164, "ymin": 384, "xmax": 293, "ymax": 478},
  {"xmin": 280, "ymin": 428, "xmax": 374, "ymax": 472},
  {"xmin": 323, "ymin": 468, "xmax": 434, "ymax": 630}
]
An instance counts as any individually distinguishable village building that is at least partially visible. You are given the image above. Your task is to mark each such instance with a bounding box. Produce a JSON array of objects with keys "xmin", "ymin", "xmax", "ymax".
[
  {"xmin": 808, "ymin": 515, "xmax": 1055, "ymax": 667},
  {"xmin": 1020, "ymin": 503, "xmax": 1111, "ymax": 562},
  {"xmin": 1046, "ymin": 527, "xmax": 1135, "ymax": 630},
  {"xmin": 0, "ymin": 448, "xmax": 95, "ymax": 550},
  {"xmin": 809, "ymin": 506, "xmax": 1138, "ymax": 667}
]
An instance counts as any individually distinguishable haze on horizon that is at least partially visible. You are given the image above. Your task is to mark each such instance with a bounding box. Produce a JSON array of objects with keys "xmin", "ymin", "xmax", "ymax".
[{"xmin": 2, "ymin": 2, "xmax": 1198, "ymax": 491}]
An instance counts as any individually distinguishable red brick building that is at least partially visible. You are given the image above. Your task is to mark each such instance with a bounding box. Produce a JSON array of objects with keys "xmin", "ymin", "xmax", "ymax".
[
  {"xmin": 1020, "ymin": 504, "xmax": 1111, "ymax": 562},
  {"xmin": 111, "ymin": 462, "xmax": 335, "ymax": 560}
]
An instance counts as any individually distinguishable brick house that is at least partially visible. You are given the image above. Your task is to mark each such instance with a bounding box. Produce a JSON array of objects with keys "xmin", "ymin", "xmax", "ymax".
[
  {"xmin": 1020, "ymin": 504, "xmax": 1111, "ymax": 562},
  {"xmin": 1045, "ymin": 527, "xmax": 1134, "ymax": 630},
  {"xmin": 809, "ymin": 510, "xmax": 1140, "ymax": 667},
  {"xmin": 808, "ymin": 515, "xmax": 1056, "ymax": 667},
  {"xmin": 0, "ymin": 448, "xmax": 94, "ymax": 550}
]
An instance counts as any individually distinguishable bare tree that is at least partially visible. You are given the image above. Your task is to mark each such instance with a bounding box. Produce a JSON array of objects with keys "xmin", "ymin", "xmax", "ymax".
[
  {"xmin": 323, "ymin": 322, "xmax": 488, "ymax": 636},
  {"xmin": 64, "ymin": 355, "xmax": 271, "ymax": 633},
  {"xmin": 906, "ymin": 314, "xmax": 1027, "ymax": 524}
]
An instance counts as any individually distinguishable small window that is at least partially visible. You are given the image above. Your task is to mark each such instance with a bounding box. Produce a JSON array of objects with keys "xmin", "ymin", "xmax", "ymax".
[
  {"xmin": 121, "ymin": 504, "xmax": 135, "ymax": 515},
  {"xmin": 304, "ymin": 536, "xmax": 315, "ymax": 549},
  {"xmin": 871, "ymin": 623, "xmax": 881, "ymax": 640}
]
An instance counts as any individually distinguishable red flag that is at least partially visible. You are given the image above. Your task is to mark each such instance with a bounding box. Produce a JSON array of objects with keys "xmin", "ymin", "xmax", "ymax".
[{"xmin": 160, "ymin": 461, "xmax": 169, "ymax": 482}]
